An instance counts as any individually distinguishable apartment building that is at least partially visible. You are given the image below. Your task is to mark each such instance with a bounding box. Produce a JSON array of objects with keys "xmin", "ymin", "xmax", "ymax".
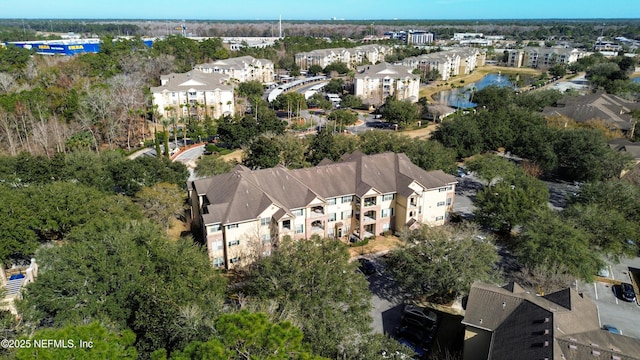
[
  {"xmin": 294, "ymin": 44, "xmax": 393, "ymax": 71},
  {"xmin": 402, "ymin": 52, "xmax": 459, "ymax": 81},
  {"xmin": 506, "ymin": 47, "xmax": 588, "ymax": 68},
  {"xmin": 353, "ymin": 62, "xmax": 420, "ymax": 105},
  {"xmin": 295, "ymin": 48, "xmax": 351, "ymax": 71},
  {"xmin": 189, "ymin": 151, "xmax": 457, "ymax": 269},
  {"xmin": 151, "ymin": 71, "xmax": 234, "ymax": 120},
  {"xmin": 194, "ymin": 55, "xmax": 275, "ymax": 83},
  {"xmin": 463, "ymin": 282, "xmax": 640, "ymax": 360},
  {"xmin": 402, "ymin": 48, "xmax": 485, "ymax": 81}
]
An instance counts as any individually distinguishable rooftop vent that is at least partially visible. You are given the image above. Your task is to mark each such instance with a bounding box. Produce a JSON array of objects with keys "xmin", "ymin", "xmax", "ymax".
[
  {"xmin": 569, "ymin": 344, "xmax": 577, "ymax": 350},
  {"xmin": 592, "ymin": 350, "xmax": 600, "ymax": 356}
]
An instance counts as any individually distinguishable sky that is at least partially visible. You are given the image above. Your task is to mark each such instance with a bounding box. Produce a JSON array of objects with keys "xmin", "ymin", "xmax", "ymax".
[{"xmin": 1, "ymin": 0, "xmax": 639, "ymax": 20}]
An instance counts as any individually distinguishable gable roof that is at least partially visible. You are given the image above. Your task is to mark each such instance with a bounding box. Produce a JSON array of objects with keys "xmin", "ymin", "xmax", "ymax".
[
  {"xmin": 543, "ymin": 92, "xmax": 640, "ymax": 131},
  {"xmin": 151, "ymin": 70, "xmax": 232, "ymax": 93},
  {"xmin": 463, "ymin": 282, "xmax": 640, "ymax": 360},
  {"xmin": 192, "ymin": 152, "xmax": 456, "ymax": 226},
  {"xmin": 354, "ymin": 62, "xmax": 419, "ymax": 80}
]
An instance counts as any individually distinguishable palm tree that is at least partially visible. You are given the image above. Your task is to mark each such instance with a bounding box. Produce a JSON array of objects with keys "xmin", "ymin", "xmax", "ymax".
[{"xmin": 169, "ymin": 116, "xmax": 178, "ymax": 146}]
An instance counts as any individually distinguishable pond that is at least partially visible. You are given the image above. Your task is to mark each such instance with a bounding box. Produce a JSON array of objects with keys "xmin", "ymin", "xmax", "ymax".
[
  {"xmin": 632, "ymin": 77, "xmax": 640, "ymax": 84},
  {"xmin": 434, "ymin": 73, "xmax": 533, "ymax": 108}
]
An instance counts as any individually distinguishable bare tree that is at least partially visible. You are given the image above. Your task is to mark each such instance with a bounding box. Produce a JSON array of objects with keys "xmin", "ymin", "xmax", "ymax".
[
  {"xmin": 108, "ymin": 74, "xmax": 146, "ymax": 150},
  {"xmin": 0, "ymin": 73, "xmax": 15, "ymax": 93},
  {"xmin": 0, "ymin": 109, "xmax": 18, "ymax": 155}
]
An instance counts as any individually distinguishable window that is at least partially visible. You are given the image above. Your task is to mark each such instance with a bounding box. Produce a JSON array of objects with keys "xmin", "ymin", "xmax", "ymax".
[
  {"xmin": 328, "ymin": 228, "xmax": 335, "ymax": 237},
  {"xmin": 329, "ymin": 213, "xmax": 337, "ymax": 222},
  {"xmin": 437, "ymin": 201, "xmax": 446, "ymax": 207},
  {"xmin": 295, "ymin": 224, "xmax": 304, "ymax": 234},
  {"xmin": 260, "ymin": 217, "xmax": 270, "ymax": 226},
  {"xmin": 435, "ymin": 216, "xmax": 444, "ymax": 221},
  {"xmin": 262, "ymin": 250, "xmax": 271, "ymax": 257},
  {"xmin": 364, "ymin": 196, "xmax": 377, "ymax": 207},
  {"xmin": 341, "ymin": 195, "xmax": 353, "ymax": 204},
  {"xmin": 207, "ymin": 224, "xmax": 221, "ymax": 233},
  {"xmin": 282, "ymin": 220, "xmax": 291, "ymax": 230},
  {"xmin": 227, "ymin": 224, "xmax": 238, "ymax": 229},
  {"xmin": 382, "ymin": 194, "xmax": 395, "ymax": 201},
  {"xmin": 261, "ymin": 234, "xmax": 271, "ymax": 243},
  {"xmin": 188, "ymin": 91, "xmax": 196, "ymax": 96},
  {"xmin": 230, "ymin": 257, "xmax": 241, "ymax": 264},
  {"xmin": 292, "ymin": 209, "xmax": 304, "ymax": 217},
  {"xmin": 341, "ymin": 210, "xmax": 352, "ymax": 220},
  {"xmin": 447, "ymin": 186, "xmax": 453, "ymax": 191},
  {"xmin": 381, "ymin": 208, "xmax": 394, "ymax": 218},
  {"xmin": 213, "ymin": 257, "xmax": 225, "ymax": 268},
  {"xmin": 446, "ymin": 198, "xmax": 452, "ymax": 206},
  {"xmin": 383, "ymin": 222, "xmax": 390, "ymax": 231},
  {"xmin": 327, "ymin": 198, "xmax": 337, "ymax": 205},
  {"xmin": 212, "ymin": 240, "xmax": 223, "ymax": 251},
  {"xmin": 228, "ymin": 239, "xmax": 240, "ymax": 247},
  {"xmin": 439, "ymin": 187, "xmax": 447, "ymax": 192}
]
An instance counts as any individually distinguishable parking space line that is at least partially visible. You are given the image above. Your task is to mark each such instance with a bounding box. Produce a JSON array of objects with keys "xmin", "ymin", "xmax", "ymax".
[
  {"xmin": 594, "ymin": 282, "xmax": 598, "ymax": 300},
  {"xmin": 596, "ymin": 304, "xmax": 601, "ymax": 327},
  {"xmin": 610, "ymin": 265, "xmax": 614, "ymax": 281}
]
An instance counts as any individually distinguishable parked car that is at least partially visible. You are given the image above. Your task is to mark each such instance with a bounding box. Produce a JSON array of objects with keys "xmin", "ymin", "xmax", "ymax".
[
  {"xmin": 620, "ymin": 282, "xmax": 636, "ymax": 302},
  {"xmin": 358, "ymin": 258, "xmax": 376, "ymax": 275},
  {"xmin": 401, "ymin": 304, "xmax": 438, "ymax": 329},
  {"xmin": 602, "ymin": 325, "xmax": 621, "ymax": 334},
  {"xmin": 597, "ymin": 266, "xmax": 610, "ymax": 278}
]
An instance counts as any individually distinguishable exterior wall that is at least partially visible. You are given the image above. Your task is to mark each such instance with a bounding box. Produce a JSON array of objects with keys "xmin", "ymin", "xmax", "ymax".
[
  {"xmin": 195, "ymin": 59, "xmax": 275, "ymax": 83},
  {"xmin": 420, "ymin": 185, "xmax": 455, "ymax": 226},
  {"xmin": 354, "ymin": 76, "xmax": 420, "ymax": 105},
  {"xmin": 463, "ymin": 327, "xmax": 491, "ymax": 360},
  {"xmin": 153, "ymin": 88, "xmax": 234, "ymax": 120}
]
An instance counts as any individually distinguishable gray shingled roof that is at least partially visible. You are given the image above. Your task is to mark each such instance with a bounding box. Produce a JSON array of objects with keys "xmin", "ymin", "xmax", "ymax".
[
  {"xmin": 150, "ymin": 70, "xmax": 232, "ymax": 93},
  {"xmin": 462, "ymin": 282, "xmax": 636, "ymax": 360},
  {"xmin": 354, "ymin": 62, "xmax": 418, "ymax": 79},
  {"xmin": 192, "ymin": 152, "xmax": 456, "ymax": 226},
  {"xmin": 543, "ymin": 93, "xmax": 640, "ymax": 131}
]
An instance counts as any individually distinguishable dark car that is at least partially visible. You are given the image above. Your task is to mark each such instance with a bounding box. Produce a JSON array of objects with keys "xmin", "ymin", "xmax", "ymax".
[
  {"xmin": 401, "ymin": 304, "xmax": 438, "ymax": 329},
  {"xmin": 621, "ymin": 282, "xmax": 636, "ymax": 302},
  {"xmin": 395, "ymin": 324, "xmax": 435, "ymax": 345},
  {"xmin": 358, "ymin": 258, "xmax": 376, "ymax": 275}
]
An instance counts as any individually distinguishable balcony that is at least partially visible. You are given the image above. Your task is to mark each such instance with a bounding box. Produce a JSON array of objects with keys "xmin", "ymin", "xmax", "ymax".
[
  {"xmin": 363, "ymin": 210, "xmax": 376, "ymax": 224},
  {"xmin": 311, "ymin": 220, "xmax": 325, "ymax": 234},
  {"xmin": 310, "ymin": 206, "xmax": 325, "ymax": 218}
]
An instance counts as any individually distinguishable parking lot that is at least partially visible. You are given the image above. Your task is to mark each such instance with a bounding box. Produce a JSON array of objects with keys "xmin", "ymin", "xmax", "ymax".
[{"xmin": 579, "ymin": 256, "xmax": 640, "ymax": 339}]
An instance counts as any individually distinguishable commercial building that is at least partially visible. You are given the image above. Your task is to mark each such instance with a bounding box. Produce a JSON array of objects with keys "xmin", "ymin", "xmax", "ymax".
[
  {"xmin": 194, "ymin": 55, "xmax": 275, "ymax": 83},
  {"xmin": 189, "ymin": 151, "xmax": 456, "ymax": 269},
  {"xmin": 151, "ymin": 70, "xmax": 234, "ymax": 120},
  {"xmin": 353, "ymin": 62, "xmax": 420, "ymax": 105},
  {"xmin": 6, "ymin": 38, "xmax": 153, "ymax": 56}
]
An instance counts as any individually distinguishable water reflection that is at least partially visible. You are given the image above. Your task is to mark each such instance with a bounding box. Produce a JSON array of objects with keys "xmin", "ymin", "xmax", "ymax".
[{"xmin": 434, "ymin": 73, "xmax": 518, "ymax": 108}]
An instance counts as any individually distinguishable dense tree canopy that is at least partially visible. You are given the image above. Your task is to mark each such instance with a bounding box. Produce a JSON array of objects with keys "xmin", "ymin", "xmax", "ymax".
[
  {"xmin": 14, "ymin": 322, "xmax": 137, "ymax": 360},
  {"xmin": 18, "ymin": 220, "xmax": 227, "ymax": 358},
  {"xmin": 242, "ymin": 236, "xmax": 373, "ymax": 359},
  {"xmin": 386, "ymin": 224, "xmax": 501, "ymax": 304},
  {"xmin": 469, "ymin": 155, "xmax": 549, "ymax": 233}
]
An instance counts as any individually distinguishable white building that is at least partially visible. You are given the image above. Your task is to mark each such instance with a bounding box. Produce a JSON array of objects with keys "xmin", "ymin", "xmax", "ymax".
[
  {"xmin": 354, "ymin": 62, "xmax": 420, "ymax": 105},
  {"xmin": 194, "ymin": 55, "xmax": 275, "ymax": 83},
  {"xmin": 151, "ymin": 71, "xmax": 234, "ymax": 120}
]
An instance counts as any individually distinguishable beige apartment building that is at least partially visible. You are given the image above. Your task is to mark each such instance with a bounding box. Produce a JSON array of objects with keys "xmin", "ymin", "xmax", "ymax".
[
  {"xmin": 294, "ymin": 44, "xmax": 393, "ymax": 71},
  {"xmin": 353, "ymin": 63, "xmax": 420, "ymax": 105},
  {"xmin": 151, "ymin": 71, "xmax": 235, "ymax": 120},
  {"xmin": 402, "ymin": 48, "xmax": 485, "ymax": 81},
  {"xmin": 194, "ymin": 55, "xmax": 275, "ymax": 83},
  {"xmin": 189, "ymin": 152, "xmax": 457, "ymax": 269},
  {"xmin": 506, "ymin": 47, "xmax": 588, "ymax": 68}
]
